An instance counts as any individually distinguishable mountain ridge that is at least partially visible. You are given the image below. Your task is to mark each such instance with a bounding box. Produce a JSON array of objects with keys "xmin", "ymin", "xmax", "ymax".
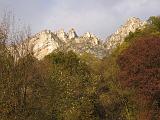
[
  {"xmin": 104, "ymin": 17, "xmax": 147, "ymax": 52},
  {"xmin": 20, "ymin": 17, "xmax": 147, "ymax": 60}
]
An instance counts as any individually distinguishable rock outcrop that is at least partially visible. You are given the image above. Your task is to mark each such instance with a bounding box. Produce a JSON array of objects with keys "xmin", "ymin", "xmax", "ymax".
[
  {"xmin": 57, "ymin": 30, "xmax": 105, "ymax": 58},
  {"xmin": 60, "ymin": 31, "xmax": 105, "ymax": 58},
  {"xmin": 55, "ymin": 29, "xmax": 68, "ymax": 42},
  {"xmin": 104, "ymin": 17, "xmax": 146, "ymax": 52},
  {"xmin": 24, "ymin": 29, "xmax": 105, "ymax": 60},
  {"xmin": 27, "ymin": 30, "xmax": 64, "ymax": 60},
  {"xmin": 17, "ymin": 17, "xmax": 147, "ymax": 60},
  {"xmin": 68, "ymin": 28, "xmax": 78, "ymax": 39},
  {"xmin": 83, "ymin": 32, "xmax": 100, "ymax": 45}
]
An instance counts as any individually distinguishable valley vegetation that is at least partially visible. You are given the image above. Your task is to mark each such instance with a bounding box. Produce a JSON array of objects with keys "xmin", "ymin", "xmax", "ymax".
[{"xmin": 0, "ymin": 14, "xmax": 160, "ymax": 120}]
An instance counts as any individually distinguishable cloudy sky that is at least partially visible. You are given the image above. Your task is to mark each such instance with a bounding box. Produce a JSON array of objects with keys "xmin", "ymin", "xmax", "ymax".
[{"xmin": 0, "ymin": 0, "xmax": 160, "ymax": 39}]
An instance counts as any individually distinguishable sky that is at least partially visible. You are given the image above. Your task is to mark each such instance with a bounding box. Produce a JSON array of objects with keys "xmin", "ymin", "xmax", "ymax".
[{"xmin": 0, "ymin": 0, "xmax": 160, "ymax": 39}]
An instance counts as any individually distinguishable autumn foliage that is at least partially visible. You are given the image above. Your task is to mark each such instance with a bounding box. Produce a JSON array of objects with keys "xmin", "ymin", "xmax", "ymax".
[
  {"xmin": 117, "ymin": 37, "xmax": 160, "ymax": 95},
  {"xmin": 1, "ymin": 13, "xmax": 160, "ymax": 120},
  {"xmin": 117, "ymin": 36, "xmax": 160, "ymax": 119}
]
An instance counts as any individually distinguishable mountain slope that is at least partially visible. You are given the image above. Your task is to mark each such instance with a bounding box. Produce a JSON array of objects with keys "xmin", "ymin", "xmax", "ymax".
[
  {"xmin": 20, "ymin": 17, "xmax": 147, "ymax": 60},
  {"xmin": 104, "ymin": 17, "xmax": 146, "ymax": 52},
  {"xmin": 28, "ymin": 28, "xmax": 106, "ymax": 60}
]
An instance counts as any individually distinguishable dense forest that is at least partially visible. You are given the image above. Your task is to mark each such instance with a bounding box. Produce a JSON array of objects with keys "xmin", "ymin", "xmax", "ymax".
[{"xmin": 0, "ymin": 14, "xmax": 160, "ymax": 120}]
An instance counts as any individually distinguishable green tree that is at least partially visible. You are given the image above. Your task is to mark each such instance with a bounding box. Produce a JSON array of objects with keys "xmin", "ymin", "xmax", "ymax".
[{"xmin": 45, "ymin": 51, "xmax": 99, "ymax": 120}]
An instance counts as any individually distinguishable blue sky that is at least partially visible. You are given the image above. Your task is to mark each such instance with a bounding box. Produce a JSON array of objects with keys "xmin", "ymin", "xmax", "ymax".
[{"xmin": 0, "ymin": 0, "xmax": 160, "ymax": 39}]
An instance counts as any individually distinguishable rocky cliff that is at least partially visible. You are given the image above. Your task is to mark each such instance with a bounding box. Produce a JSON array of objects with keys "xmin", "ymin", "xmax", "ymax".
[
  {"xmin": 28, "ymin": 30, "xmax": 65, "ymax": 59},
  {"xmin": 104, "ymin": 17, "xmax": 146, "ymax": 52},
  {"xmin": 26, "ymin": 28, "xmax": 105, "ymax": 59},
  {"xmin": 20, "ymin": 17, "xmax": 146, "ymax": 60}
]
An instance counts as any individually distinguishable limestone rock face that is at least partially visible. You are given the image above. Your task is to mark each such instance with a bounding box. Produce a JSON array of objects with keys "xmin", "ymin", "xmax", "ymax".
[
  {"xmin": 23, "ymin": 29, "xmax": 105, "ymax": 59},
  {"xmin": 105, "ymin": 17, "xmax": 146, "ymax": 52},
  {"xmin": 18, "ymin": 17, "xmax": 147, "ymax": 60},
  {"xmin": 58, "ymin": 31, "xmax": 105, "ymax": 58},
  {"xmin": 55, "ymin": 29, "xmax": 68, "ymax": 42},
  {"xmin": 68, "ymin": 28, "xmax": 78, "ymax": 39},
  {"xmin": 83, "ymin": 32, "xmax": 100, "ymax": 45},
  {"xmin": 28, "ymin": 30, "xmax": 63, "ymax": 60},
  {"xmin": 83, "ymin": 32, "xmax": 92, "ymax": 38}
]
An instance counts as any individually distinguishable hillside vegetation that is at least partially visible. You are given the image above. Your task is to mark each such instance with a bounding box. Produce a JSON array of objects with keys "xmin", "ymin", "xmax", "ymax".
[{"xmin": 0, "ymin": 16, "xmax": 160, "ymax": 120}]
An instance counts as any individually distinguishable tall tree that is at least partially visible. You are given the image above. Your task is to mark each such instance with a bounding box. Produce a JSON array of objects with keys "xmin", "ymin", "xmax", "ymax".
[{"xmin": 117, "ymin": 36, "xmax": 160, "ymax": 120}]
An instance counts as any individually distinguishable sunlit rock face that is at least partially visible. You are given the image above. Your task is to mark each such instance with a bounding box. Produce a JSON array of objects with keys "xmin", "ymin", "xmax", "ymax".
[
  {"xmin": 68, "ymin": 28, "xmax": 78, "ymax": 39},
  {"xmin": 20, "ymin": 17, "xmax": 146, "ymax": 60},
  {"xmin": 104, "ymin": 17, "xmax": 146, "ymax": 52},
  {"xmin": 28, "ymin": 30, "xmax": 63, "ymax": 60},
  {"xmin": 55, "ymin": 29, "xmax": 68, "ymax": 43},
  {"xmin": 82, "ymin": 32, "xmax": 100, "ymax": 45},
  {"xmin": 57, "ymin": 30, "xmax": 105, "ymax": 58},
  {"xmin": 27, "ymin": 29, "xmax": 105, "ymax": 59}
]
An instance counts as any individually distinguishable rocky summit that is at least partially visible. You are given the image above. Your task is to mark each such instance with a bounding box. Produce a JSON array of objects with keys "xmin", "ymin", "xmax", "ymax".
[
  {"xmin": 21, "ymin": 17, "xmax": 146, "ymax": 60},
  {"xmin": 104, "ymin": 17, "xmax": 146, "ymax": 52},
  {"xmin": 26, "ymin": 28, "xmax": 105, "ymax": 60}
]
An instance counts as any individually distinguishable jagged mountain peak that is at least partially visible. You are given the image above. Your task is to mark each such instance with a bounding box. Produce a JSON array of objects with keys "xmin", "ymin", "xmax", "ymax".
[
  {"xmin": 17, "ymin": 17, "xmax": 147, "ymax": 60},
  {"xmin": 83, "ymin": 32, "xmax": 95, "ymax": 38},
  {"xmin": 68, "ymin": 28, "xmax": 76, "ymax": 33},
  {"xmin": 54, "ymin": 28, "xmax": 78, "ymax": 40},
  {"xmin": 68, "ymin": 28, "xmax": 78, "ymax": 39},
  {"xmin": 125, "ymin": 17, "xmax": 147, "ymax": 27},
  {"xmin": 34, "ymin": 29, "xmax": 52, "ymax": 37},
  {"xmin": 127, "ymin": 17, "xmax": 142, "ymax": 22},
  {"xmin": 55, "ymin": 29, "xmax": 68, "ymax": 42},
  {"xmin": 81, "ymin": 32, "xmax": 100, "ymax": 45},
  {"xmin": 22, "ymin": 28, "xmax": 105, "ymax": 60},
  {"xmin": 105, "ymin": 17, "xmax": 146, "ymax": 52}
]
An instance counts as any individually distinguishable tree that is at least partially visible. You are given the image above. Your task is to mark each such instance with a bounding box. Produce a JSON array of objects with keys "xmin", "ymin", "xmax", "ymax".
[
  {"xmin": 147, "ymin": 16, "xmax": 160, "ymax": 32},
  {"xmin": 117, "ymin": 36, "xmax": 160, "ymax": 120},
  {"xmin": 45, "ymin": 51, "xmax": 99, "ymax": 120},
  {"xmin": 0, "ymin": 12, "xmax": 49, "ymax": 120}
]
